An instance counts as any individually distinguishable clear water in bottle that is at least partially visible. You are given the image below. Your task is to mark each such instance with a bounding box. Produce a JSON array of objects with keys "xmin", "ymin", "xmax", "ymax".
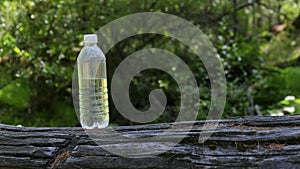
[{"xmin": 77, "ymin": 34, "xmax": 109, "ymax": 129}]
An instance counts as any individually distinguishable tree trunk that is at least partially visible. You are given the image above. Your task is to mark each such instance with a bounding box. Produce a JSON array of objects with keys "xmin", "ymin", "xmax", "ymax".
[{"xmin": 1, "ymin": 115, "xmax": 300, "ymax": 169}]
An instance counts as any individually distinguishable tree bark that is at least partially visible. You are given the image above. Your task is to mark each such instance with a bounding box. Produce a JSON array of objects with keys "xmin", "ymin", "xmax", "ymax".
[{"xmin": 1, "ymin": 115, "xmax": 300, "ymax": 169}]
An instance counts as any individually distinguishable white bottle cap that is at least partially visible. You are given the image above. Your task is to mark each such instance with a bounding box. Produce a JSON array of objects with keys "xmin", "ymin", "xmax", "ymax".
[{"xmin": 84, "ymin": 34, "xmax": 98, "ymax": 43}]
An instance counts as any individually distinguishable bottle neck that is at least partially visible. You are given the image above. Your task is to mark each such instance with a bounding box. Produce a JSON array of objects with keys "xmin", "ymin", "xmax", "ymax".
[{"xmin": 85, "ymin": 42, "xmax": 97, "ymax": 47}]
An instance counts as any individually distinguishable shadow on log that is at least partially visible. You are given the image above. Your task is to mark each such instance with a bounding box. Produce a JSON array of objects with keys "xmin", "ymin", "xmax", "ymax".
[{"xmin": 1, "ymin": 115, "xmax": 300, "ymax": 169}]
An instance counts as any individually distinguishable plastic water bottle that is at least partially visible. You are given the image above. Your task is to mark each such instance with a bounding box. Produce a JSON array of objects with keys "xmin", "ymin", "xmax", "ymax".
[{"xmin": 77, "ymin": 34, "xmax": 109, "ymax": 129}]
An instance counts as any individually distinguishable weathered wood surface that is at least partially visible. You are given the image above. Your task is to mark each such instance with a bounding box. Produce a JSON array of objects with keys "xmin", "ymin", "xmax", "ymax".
[{"xmin": 1, "ymin": 115, "xmax": 300, "ymax": 169}]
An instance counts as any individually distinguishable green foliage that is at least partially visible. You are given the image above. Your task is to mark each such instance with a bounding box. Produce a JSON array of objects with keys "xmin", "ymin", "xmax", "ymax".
[
  {"xmin": 255, "ymin": 66, "xmax": 300, "ymax": 105},
  {"xmin": 0, "ymin": 79, "xmax": 30, "ymax": 109},
  {"xmin": 285, "ymin": 67, "xmax": 300, "ymax": 94},
  {"xmin": 214, "ymin": 21, "xmax": 265, "ymax": 116},
  {"xmin": 0, "ymin": 0, "xmax": 300, "ymax": 126},
  {"xmin": 255, "ymin": 69, "xmax": 287, "ymax": 106},
  {"xmin": 261, "ymin": 31, "xmax": 300, "ymax": 64},
  {"xmin": 265, "ymin": 96, "xmax": 300, "ymax": 116}
]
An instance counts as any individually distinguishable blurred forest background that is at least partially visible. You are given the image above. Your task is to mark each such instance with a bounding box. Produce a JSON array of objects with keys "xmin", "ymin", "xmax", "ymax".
[{"xmin": 0, "ymin": 0, "xmax": 300, "ymax": 127}]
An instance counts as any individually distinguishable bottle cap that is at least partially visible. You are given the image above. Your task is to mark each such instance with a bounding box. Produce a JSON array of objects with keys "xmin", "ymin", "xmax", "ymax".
[{"xmin": 84, "ymin": 34, "xmax": 98, "ymax": 43}]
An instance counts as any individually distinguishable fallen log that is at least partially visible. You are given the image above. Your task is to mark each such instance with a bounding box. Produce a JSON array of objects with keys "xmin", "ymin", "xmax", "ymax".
[{"xmin": 1, "ymin": 115, "xmax": 300, "ymax": 169}]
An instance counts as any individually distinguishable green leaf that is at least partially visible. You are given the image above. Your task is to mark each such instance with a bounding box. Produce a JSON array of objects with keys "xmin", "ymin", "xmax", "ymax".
[{"xmin": 0, "ymin": 79, "xmax": 30, "ymax": 109}]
